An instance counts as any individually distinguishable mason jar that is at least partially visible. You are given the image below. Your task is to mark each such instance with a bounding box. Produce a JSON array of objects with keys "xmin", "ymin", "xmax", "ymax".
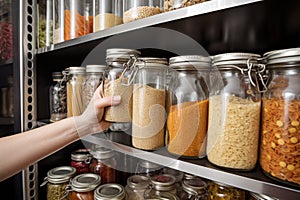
[
  {"xmin": 178, "ymin": 177, "xmax": 208, "ymax": 200},
  {"xmin": 125, "ymin": 175, "xmax": 150, "ymax": 200},
  {"xmin": 94, "ymin": 184, "xmax": 126, "ymax": 200},
  {"xmin": 208, "ymin": 181, "xmax": 245, "ymax": 200},
  {"xmin": 71, "ymin": 148, "xmax": 92, "ymax": 174},
  {"xmin": 207, "ymin": 53, "xmax": 262, "ymax": 171},
  {"xmin": 136, "ymin": 160, "xmax": 163, "ymax": 177},
  {"xmin": 131, "ymin": 57, "xmax": 168, "ymax": 150},
  {"xmin": 167, "ymin": 55, "xmax": 210, "ymax": 158},
  {"xmin": 260, "ymin": 47, "xmax": 300, "ymax": 187},
  {"xmin": 163, "ymin": 167, "xmax": 184, "ymax": 196}
]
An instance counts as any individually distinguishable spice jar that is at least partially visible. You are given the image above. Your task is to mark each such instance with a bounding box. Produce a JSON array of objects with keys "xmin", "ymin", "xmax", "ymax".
[
  {"xmin": 94, "ymin": 184, "xmax": 126, "ymax": 200},
  {"xmin": 178, "ymin": 177, "xmax": 208, "ymax": 200},
  {"xmin": 49, "ymin": 71, "xmax": 67, "ymax": 122},
  {"xmin": 260, "ymin": 47, "xmax": 300, "ymax": 187},
  {"xmin": 208, "ymin": 181, "xmax": 245, "ymax": 200},
  {"xmin": 136, "ymin": 160, "xmax": 163, "ymax": 177},
  {"xmin": 167, "ymin": 55, "xmax": 210, "ymax": 158},
  {"xmin": 207, "ymin": 53, "xmax": 262, "ymax": 171},
  {"xmin": 53, "ymin": 0, "xmax": 64, "ymax": 44},
  {"xmin": 125, "ymin": 175, "xmax": 150, "ymax": 200},
  {"xmin": 89, "ymin": 147, "xmax": 117, "ymax": 184},
  {"xmin": 123, "ymin": 0, "xmax": 163, "ymax": 23},
  {"xmin": 41, "ymin": 166, "xmax": 76, "ymax": 200},
  {"xmin": 68, "ymin": 173, "xmax": 101, "ymax": 200},
  {"xmin": 93, "ymin": 0, "xmax": 123, "ymax": 32},
  {"xmin": 71, "ymin": 148, "xmax": 92, "ymax": 174},
  {"xmin": 66, "ymin": 67, "xmax": 86, "ymax": 117},
  {"xmin": 83, "ymin": 65, "xmax": 106, "ymax": 109},
  {"xmin": 131, "ymin": 57, "xmax": 168, "ymax": 150}
]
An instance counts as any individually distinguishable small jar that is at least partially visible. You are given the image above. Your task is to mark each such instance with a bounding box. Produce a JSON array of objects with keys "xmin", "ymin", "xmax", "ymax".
[
  {"xmin": 178, "ymin": 177, "xmax": 208, "ymax": 200},
  {"xmin": 123, "ymin": 0, "xmax": 163, "ymax": 23},
  {"xmin": 41, "ymin": 166, "xmax": 76, "ymax": 200},
  {"xmin": 207, "ymin": 53, "xmax": 262, "ymax": 170},
  {"xmin": 208, "ymin": 181, "xmax": 245, "ymax": 200},
  {"xmin": 83, "ymin": 65, "xmax": 106, "ymax": 109},
  {"xmin": 89, "ymin": 147, "xmax": 117, "ymax": 184},
  {"xmin": 125, "ymin": 175, "xmax": 150, "ymax": 200},
  {"xmin": 71, "ymin": 149, "xmax": 92, "ymax": 174},
  {"xmin": 260, "ymin": 47, "xmax": 300, "ymax": 187},
  {"xmin": 136, "ymin": 160, "xmax": 163, "ymax": 177},
  {"xmin": 94, "ymin": 184, "xmax": 126, "ymax": 200},
  {"xmin": 53, "ymin": 0, "xmax": 64, "ymax": 44},
  {"xmin": 249, "ymin": 192, "xmax": 279, "ymax": 200},
  {"xmin": 131, "ymin": 57, "xmax": 168, "ymax": 150},
  {"xmin": 66, "ymin": 67, "xmax": 86, "ymax": 117},
  {"xmin": 93, "ymin": 0, "xmax": 123, "ymax": 32},
  {"xmin": 68, "ymin": 173, "xmax": 101, "ymax": 200},
  {"xmin": 167, "ymin": 55, "xmax": 210, "ymax": 158}
]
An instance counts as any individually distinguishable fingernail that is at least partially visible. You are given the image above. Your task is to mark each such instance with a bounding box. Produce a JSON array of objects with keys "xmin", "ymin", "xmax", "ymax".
[{"xmin": 112, "ymin": 95, "xmax": 121, "ymax": 102}]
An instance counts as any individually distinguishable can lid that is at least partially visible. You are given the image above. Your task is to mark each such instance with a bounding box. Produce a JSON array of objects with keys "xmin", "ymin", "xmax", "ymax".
[
  {"xmin": 68, "ymin": 67, "xmax": 86, "ymax": 74},
  {"xmin": 136, "ymin": 57, "xmax": 168, "ymax": 67},
  {"xmin": 47, "ymin": 166, "xmax": 76, "ymax": 184},
  {"xmin": 182, "ymin": 178, "xmax": 207, "ymax": 195},
  {"xmin": 71, "ymin": 149, "xmax": 91, "ymax": 161},
  {"xmin": 127, "ymin": 175, "xmax": 150, "ymax": 189},
  {"xmin": 94, "ymin": 183, "xmax": 125, "ymax": 200},
  {"xmin": 70, "ymin": 173, "xmax": 101, "ymax": 192},
  {"xmin": 250, "ymin": 192, "xmax": 279, "ymax": 200},
  {"xmin": 106, "ymin": 48, "xmax": 141, "ymax": 60},
  {"xmin": 91, "ymin": 147, "xmax": 114, "ymax": 159},
  {"xmin": 212, "ymin": 53, "xmax": 261, "ymax": 67},
  {"xmin": 169, "ymin": 55, "xmax": 211, "ymax": 70},
  {"xmin": 264, "ymin": 47, "xmax": 300, "ymax": 65},
  {"xmin": 86, "ymin": 65, "xmax": 106, "ymax": 73},
  {"xmin": 151, "ymin": 174, "xmax": 176, "ymax": 191}
]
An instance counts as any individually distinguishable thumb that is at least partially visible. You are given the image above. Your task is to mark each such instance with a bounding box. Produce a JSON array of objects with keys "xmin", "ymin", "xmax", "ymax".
[{"xmin": 94, "ymin": 95, "xmax": 121, "ymax": 108}]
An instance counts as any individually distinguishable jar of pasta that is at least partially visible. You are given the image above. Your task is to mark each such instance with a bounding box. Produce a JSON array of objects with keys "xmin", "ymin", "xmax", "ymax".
[
  {"xmin": 260, "ymin": 47, "xmax": 300, "ymax": 187},
  {"xmin": 94, "ymin": 184, "xmax": 126, "ymax": 200},
  {"xmin": 167, "ymin": 55, "xmax": 210, "ymax": 158},
  {"xmin": 125, "ymin": 175, "xmax": 150, "ymax": 200},
  {"xmin": 208, "ymin": 181, "xmax": 245, "ymax": 200},
  {"xmin": 207, "ymin": 53, "xmax": 263, "ymax": 171}
]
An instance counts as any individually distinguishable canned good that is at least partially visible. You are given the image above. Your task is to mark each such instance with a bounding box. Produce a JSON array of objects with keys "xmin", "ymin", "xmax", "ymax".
[
  {"xmin": 94, "ymin": 184, "xmax": 126, "ymax": 200},
  {"xmin": 125, "ymin": 175, "xmax": 150, "ymax": 200}
]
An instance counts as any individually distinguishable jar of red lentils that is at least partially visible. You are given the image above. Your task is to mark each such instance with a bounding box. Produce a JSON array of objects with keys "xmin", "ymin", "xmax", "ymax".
[{"xmin": 260, "ymin": 47, "xmax": 300, "ymax": 187}]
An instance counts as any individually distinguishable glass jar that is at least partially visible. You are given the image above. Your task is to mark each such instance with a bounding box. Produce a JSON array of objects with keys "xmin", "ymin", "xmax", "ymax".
[
  {"xmin": 93, "ymin": 0, "xmax": 123, "ymax": 32},
  {"xmin": 123, "ymin": 0, "xmax": 163, "ymax": 23},
  {"xmin": 125, "ymin": 175, "xmax": 150, "ymax": 200},
  {"xmin": 136, "ymin": 160, "xmax": 163, "ymax": 177},
  {"xmin": 104, "ymin": 48, "xmax": 141, "ymax": 124},
  {"xmin": 64, "ymin": 0, "xmax": 93, "ymax": 41},
  {"xmin": 208, "ymin": 181, "xmax": 245, "ymax": 200},
  {"xmin": 94, "ymin": 184, "xmax": 126, "ymax": 200},
  {"xmin": 178, "ymin": 177, "xmax": 208, "ymax": 200},
  {"xmin": 41, "ymin": 166, "xmax": 76, "ymax": 200},
  {"xmin": 167, "ymin": 55, "xmax": 210, "ymax": 158},
  {"xmin": 71, "ymin": 148, "xmax": 92, "ymax": 174},
  {"xmin": 260, "ymin": 47, "xmax": 300, "ymax": 187},
  {"xmin": 53, "ymin": 0, "xmax": 64, "ymax": 44},
  {"xmin": 83, "ymin": 65, "xmax": 106, "ymax": 109},
  {"xmin": 68, "ymin": 173, "xmax": 101, "ymax": 200},
  {"xmin": 66, "ymin": 67, "xmax": 86, "ymax": 117},
  {"xmin": 249, "ymin": 192, "xmax": 279, "ymax": 200},
  {"xmin": 131, "ymin": 57, "xmax": 168, "ymax": 150},
  {"xmin": 89, "ymin": 147, "xmax": 117, "ymax": 184},
  {"xmin": 163, "ymin": 167, "xmax": 184, "ymax": 196},
  {"xmin": 50, "ymin": 71, "xmax": 67, "ymax": 122},
  {"xmin": 207, "ymin": 53, "xmax": 262, "ymax": 171},
  {"xmin": 164, "ymin": 0, "xmax": 207, "ymax": 11},
  {"xmin": 0, "ymin": 0, "xmax": 13, "ymax": 60}
]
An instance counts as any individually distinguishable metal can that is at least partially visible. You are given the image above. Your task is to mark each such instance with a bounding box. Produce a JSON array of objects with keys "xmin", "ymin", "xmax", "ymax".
[{"xmin": 94, "ymin": 184, "xmax": 126, "ymax": 200}]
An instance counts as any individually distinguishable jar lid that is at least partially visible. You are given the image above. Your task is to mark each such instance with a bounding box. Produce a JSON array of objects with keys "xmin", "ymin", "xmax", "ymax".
[
  {"xmin": 250, "ymin": 192, "xmax": 279, "ymax": 200},
  {"xmin": 68, "ymin": 67, "xmax": 86, "ymax": 74},
  {"xmin": 91, "ymin": 147, "xmax": 114, "ymax": 159},
  {"xmin": 182, "ymin": 178, "xmax": 207, "ymax": 195},
  {"xmin": 136, "ymin": 57, "xmax": 168, "ymax": 68},
  {"xmin": 169, "ymin": 55, "xmax": 211, "ymax": 70},
  {"xmin": 139, "ymin": 160, "xmax": 161, "ymax": 169},
  {"xmin": 127, "ymin": 175, "xmax": 150, "ymax": 190},
  {"xmin": 183, "ymin": 173, "xmax": 197, "ymax": 180},
  {"xmin": 47, "ymin": 166, "xmax": 76, "ymax": 184},
  {"xmin": 264, "ymin": 47, "xmax": 300, "ymax": 65},
  {"xmin": 86, "ymin": 65, "xmax": 106, "ymax": 73},
  {"xmin": 212, "ymin": 53, "xmax": 261, "ymax": 67},
  {"xmin": 151, "ymin": 174, "xmax": 176, "ymax": 191},
  {"xmin": 70, "ymin": 173, "xmax": 101, "ymax": 192},
  {"xmin": 71, "ymin": 149, "xmax": 91, "ymax": 161},
  {"xmin": 106, "ymin": 48, "xmax": 141, "ymax": 60},
  {"xmin": 94, "ymin": 183, "xmax": 126, "ymax": 200}
]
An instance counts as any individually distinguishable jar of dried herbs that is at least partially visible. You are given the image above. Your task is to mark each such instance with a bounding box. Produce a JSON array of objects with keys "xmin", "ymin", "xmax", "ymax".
[{"xmin": 208, "ymin": 181, "xmax": 245, "ymax": 200}]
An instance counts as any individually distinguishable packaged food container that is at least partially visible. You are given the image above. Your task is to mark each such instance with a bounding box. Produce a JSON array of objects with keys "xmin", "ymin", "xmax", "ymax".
[
  {"xmin": 94, "ymin": 184, "xmax": 126, "ymax": 200},
  {"xmin": 164, "ymin": 0, "xmax": 207, "ymax": 11},
  {"xmin": 125, "ymin": 175, "xmax": 150, "ymax": 200},
  {"xmin": 93, "ymin": 0, "xmax": 123, "ymax": 31},
  {"xmin": 208, "ymin": 181, "xmax": 245, "ymax": 200},
  {"xmin": 131, "ymin": 57, "xmax": 168, "ymax": 150},
  {"xmin": 167, "ymin": 55, "xmax": 210, "ymax": 158},
  {"xmin": 49, "ymin": 71, "xmax": 67, "ymax": 122},
  {"xmin": 71, "ymin": 149, "xmax": 92, "ymax": 174},
  {"xmin": 64, "ymin": 0, "xmax": 93, "ymax": 41},
  {"xmin": 260, "ymin": 47, "xmax": 300, "ymax": 187},
  {"xmin": 66, "ymin": 67, "xmax": 86, "ymax": 117},
  {"xmin": 89, "ymin": 147, "xmax": 117, "ymax": 184},
  {"xmin": 178, "ymin": 177, "xmax": 208, "ymax": 200},
  {"xmin": 136, "ymin": 160, "xmax": 163, "ymax": 177},
  {"xmin": 53, "ymin": 0, "xmax": 64, "ymax": 44},
  {"xmin": 68, "ymin": 173, "xmax": 101, "ymax": 200},
  {"xmin": 123, "ymin": 0, "xmax": 163, "ymax": 23},
  {"xmin": 207, "ymin": 53, "xmax": 262, "ymax": 170}
]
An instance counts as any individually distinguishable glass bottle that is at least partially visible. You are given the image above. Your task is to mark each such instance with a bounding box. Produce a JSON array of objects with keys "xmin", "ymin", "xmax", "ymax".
[
  {"xmin": 125, "ymin": 175, "xmax": 150, "ymax": 200},
  {"xmin": 89, "ymin": 147, "xmax": 117, "ymax": 184},
  {"xmin": 260, "ymin": 47, "xmax": 300, "ymax": 187},
  {"xmin": 178, "ymin": 177, "xmax": 208, "ymax": 200},
  {"xmin": 207, "ymin": 53, "xmax": 262, "ymax": 171},
  {"xmin": 207, "ymin": 181, "xmax": 245, "ymax": 200},
  {"xmin": 94, "ymin": 184, "xmax": 126, "ymax": 200},
  {"xmin": 71, "ymin": 148, "xmax": 92, "ymax": 174},
  {"xmin": 136, "ymin": 160, "xmax": 163, "ymax": 177},
  {"xmin": 167, "ymin": 55, "xmax": 210, "ymax": 158}
]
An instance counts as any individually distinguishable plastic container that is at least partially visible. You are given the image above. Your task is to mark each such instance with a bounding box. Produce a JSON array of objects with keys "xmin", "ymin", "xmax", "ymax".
[
  {"xmin": 125, "ymin": 175, "xmax": 150, "ymax": 200},
  {"xmin": 53, "ymin": 0, "xmax": 64, "ymax": 44},
  {"xmin": 208, "ymin": 181, "xmax": 245, "ymax": 200},
  {"xmin": 178, "ymin": 177, "xmax": 208, "ymax": 200},
  {"xmin": 71, "ymin": 149, "xmax": 92, "ymax": 174},
  {"xmin": 94, "ymin": 184, "xmax": 126, "ymax": 200}
]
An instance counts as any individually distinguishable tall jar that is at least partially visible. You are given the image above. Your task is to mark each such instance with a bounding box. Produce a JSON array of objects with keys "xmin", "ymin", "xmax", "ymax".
[
  {"xmin": 207, "ymin": 53, "xmax": 262, "ymax": 171},
  {"xmin": 260, "ymin": 48, "xmax": 300, "ymax": 187},
  {"xmin": 178, "ymin": 177, "xmax": 208, "ymax": 200},
  {"xmin": 208, "ymin": 181, "xmax": 245, "ymax": 200},
  {"xmin": 123, "ymin": 0, "xmax": 163, "ymax": 23},
  {"xmin": 67, "ymin": 67, "xmax": 86, "ymax": 117},
  {"xmin": 68, "ymin": 173, "xmax": 101, "ymax": 200},
  {"xmin": 53, "ymin": 0, "xmax": 64, "ymax": 44},
  {"xmin": 136, "ymin": 160, "xmax": 163, "ymax": 177},
  {"xmin": 93, "ymin": 0, "xmax": 123, "ymax": 32},
  {"xmin": 132, "ymin": 57, "xmax": 168, "ymax": 150},
  {"xmin": 94, "ymin": 184, "xmax": 126, "ymax": 200},
  {"xmin": 64, "ymin": 0, "xmax": 93, "ymax": 41},
  {"xmin": 167, "ymin": 55, "xmax": 210, "ymax": 158},
  {"xmin": 89, "ymin": 147, "xmax": 117, "ymax": 184},
  {"xmin": 83, "ymin": 65, "xmax": 106, "ymax": 109},
  {"xmin": 125, "ymin": 175, "xmax": 150, "ymax": 200},
  {"xmin": 71, "ymin": 148, "xmax": 92, "ymax": 174}
]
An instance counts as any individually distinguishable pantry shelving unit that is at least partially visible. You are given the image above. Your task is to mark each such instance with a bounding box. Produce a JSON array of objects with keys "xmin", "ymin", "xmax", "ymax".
[{"xmin": 16, "ymin": 0, "xmax": 300, "ymax": 199}]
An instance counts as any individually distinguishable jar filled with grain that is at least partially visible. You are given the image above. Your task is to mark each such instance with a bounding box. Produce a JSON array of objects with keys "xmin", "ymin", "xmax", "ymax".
[
  {"xmin": 208, "ymin": 181, "xmax": 245, "ymax": 200},
  {"xmin": 123, "ymin": 0, "xmax": 163, "ymax": 23},
  {"xmin": 164, "ymin": 0, "xmax": 207, "ymax": 11},
  {"xmin": 167, "ymin": 55, "xmax": 210, "ymax": 158},
  {"xmin": 260, "ymin": 47, "xmax": 300, "ymax": 187},
  {"xmin": 93, "ymin": 0, "xmax": 123, "ymax": 32},
  {"xmin": 178, "ymin": 177, "xmax": 208, "ymax": 200},
  {"xmin": 136, "ymin": 160, "xmax": 163, "ymax": 177},
  {"xmin": 94, "ymin": 184, "xmax": 126, "ymax": 200},
  {"xmin": 125, "ymin": 175, "xmax": 150, "ymax": 200}
]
